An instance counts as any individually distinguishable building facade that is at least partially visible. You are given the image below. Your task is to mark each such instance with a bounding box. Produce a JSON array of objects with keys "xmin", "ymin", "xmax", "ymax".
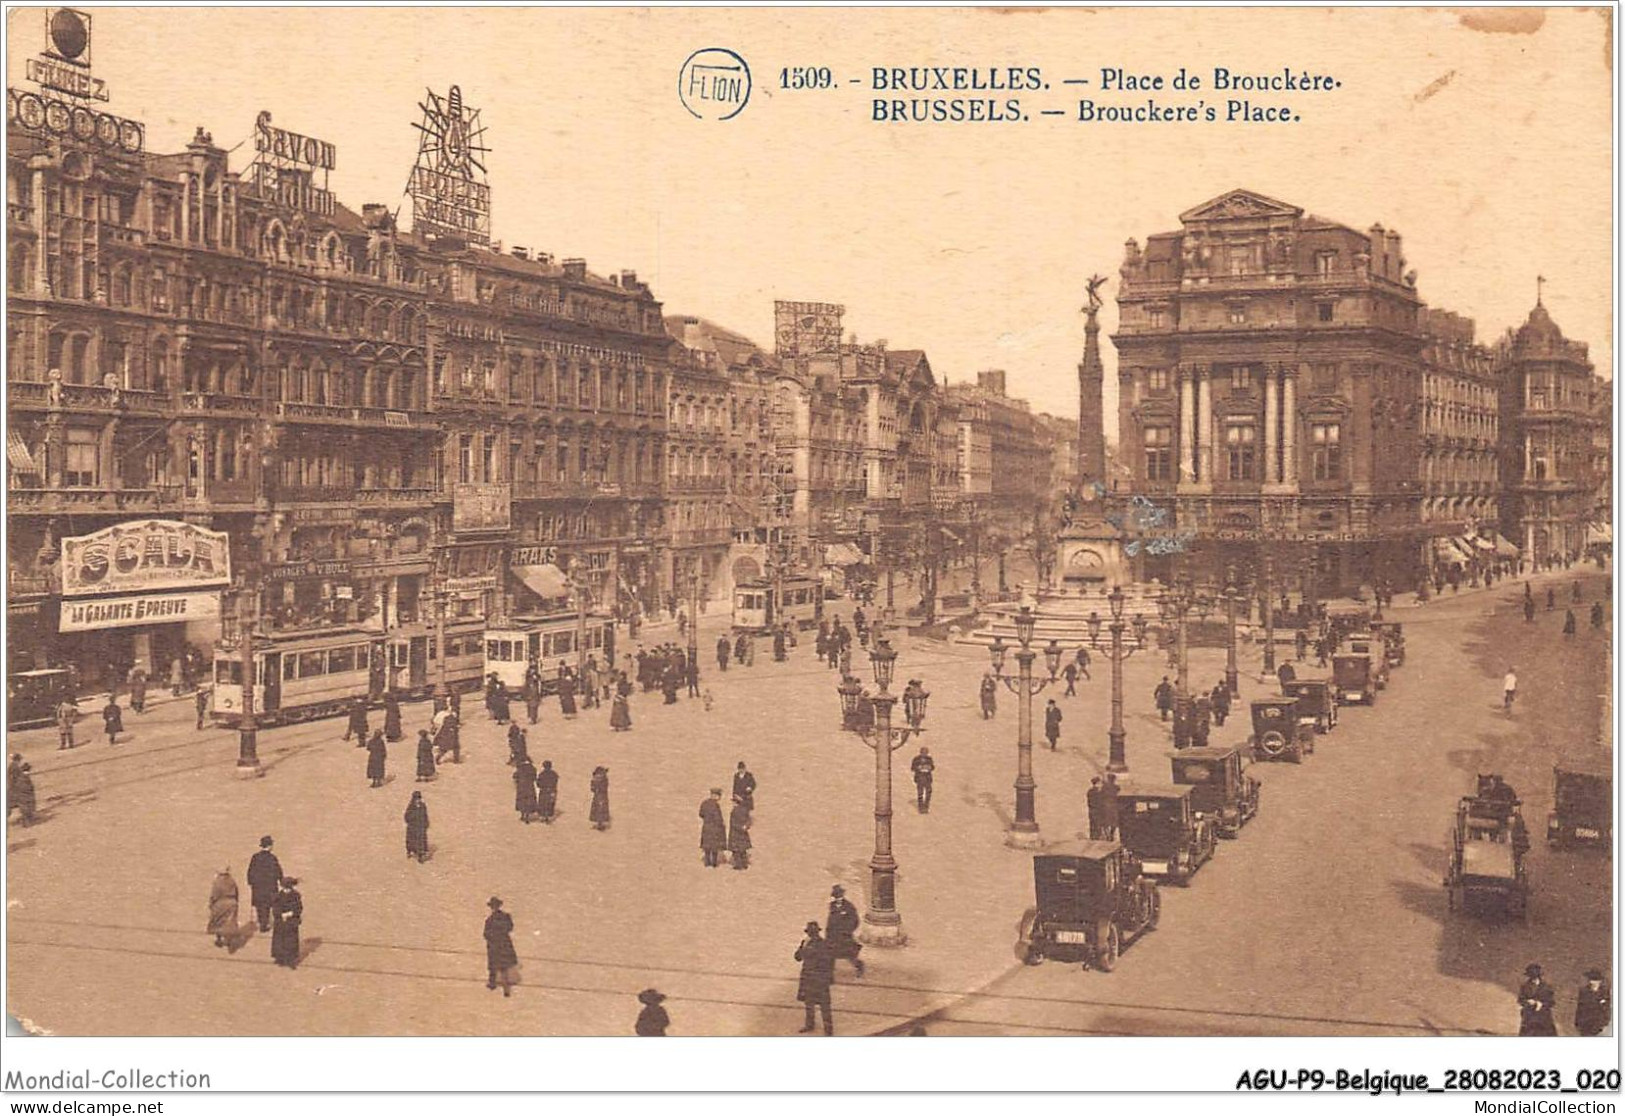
[{"xmin": 1417, "ymin": 308, "xmax": 1504, "ymax": 574}]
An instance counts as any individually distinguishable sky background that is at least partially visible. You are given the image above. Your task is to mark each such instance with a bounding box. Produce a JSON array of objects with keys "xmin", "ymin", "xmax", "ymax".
[{"xmin": 10, "ymin": 6, "xmax": 1612, "ymax": 431}]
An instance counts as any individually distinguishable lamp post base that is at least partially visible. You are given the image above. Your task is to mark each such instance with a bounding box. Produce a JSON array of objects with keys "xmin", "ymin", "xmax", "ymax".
[
  {"xmin": 1004, "ymin": 824, "xmax": 1045, "ymax": 849},
  {"xmin": 233, "ymin": 760, "xmax": 264, "ymax": 780},
  {"xmin": 858, "ymin": 914, "xmax": 907, "ymax": 947}
]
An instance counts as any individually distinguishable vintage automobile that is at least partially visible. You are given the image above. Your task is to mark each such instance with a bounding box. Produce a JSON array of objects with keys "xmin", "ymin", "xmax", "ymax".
[
  {"xmin": 1444, "ymin": 776, "xmax": 1531, "ymax": 919},
  {"xmin": 1332, "ymin": 651, "xmax": 1378, "ymax": 705},
  {"xmin": 1547, "ymin": 762, "xmax": 1611, "ymax": 848},
  {"xmin": 1342, "ymin": 635, "xmax": 1390, "ymax": 689},
  {"xmin": 1281, "ymin": 677, "xmax": 1338, "ymax": 733},
  {"xmin": 6, "ymin": 667, "xmax": 75, "ymax": 729},
  {"xmin": 1021, "ymin": 840, "xmax": 1160, "ymax": 972},
  {"xmin": 1249, "ymin": 695, "xmax": 1315, "ymax": 763},
  {"xmin": 1168, "ymin": 746, "xmax": 1260, "ymax": 836},
  {"xmin": 1114, "ymin": 783, "xmax": 1218, "ymax": 883},
  {"xmin": 1372, "ymin": 621, "xmax": 1406, "ymax": 667}
]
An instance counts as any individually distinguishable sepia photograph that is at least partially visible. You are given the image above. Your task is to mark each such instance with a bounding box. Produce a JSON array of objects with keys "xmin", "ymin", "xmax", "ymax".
[{"xmin": 0, "ymin": 1, "xmax": 1617, "ymax": 1100}]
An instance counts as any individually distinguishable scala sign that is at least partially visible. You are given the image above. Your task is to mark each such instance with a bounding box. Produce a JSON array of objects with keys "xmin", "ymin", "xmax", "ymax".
[{"xmin": 61, "ymin": 520, "xmax": 231, "ymax": 598}]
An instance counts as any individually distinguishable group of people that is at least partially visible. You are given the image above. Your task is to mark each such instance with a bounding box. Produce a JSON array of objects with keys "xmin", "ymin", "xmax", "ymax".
[
  {"xmin": 639, "ymin": 643, "xmax": 698, "ymax": 705},
  {"xmin": 202, "ymin": 836, "xmax": 302, "ymax": 966},
  {"xmin": 815, "ymin": 617, "xmax": 857, "ymax": 674},
  {"xmin": 1521, "ymin": 579, "xmax": 1607, "ymax": 637},
  {"xmin": 1085, "ymin": 774, "xmax": 1123, "ymax": 840},
  {"xmin": 1519, "ymin": 963, "xmax": 1610, "ymax": 1036},
  {"xmin": 698, "ymin": 762, "xmax": 756, "ymax": 870},
  {"xmin": 1150, "ymin": 676, "xmax": 1233, "ymax": 748},
  {"xmin": 793, "ymin": 885, "xmax": 868, "ymax": 1035},
  {"xmin": 52, "ymin": 695, "xmax": 129, "ymax": 751}
]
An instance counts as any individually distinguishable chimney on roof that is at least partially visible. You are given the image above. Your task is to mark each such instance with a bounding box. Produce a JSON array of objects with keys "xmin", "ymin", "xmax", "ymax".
[
  {"xmin": 562, "ymin": 258, "xmax": 587, "ymax": 281},
  {"xmin": 978, "ymin": 369, "xmax": 1007, "ymax": 396},
  {"xmin": 620, "ymin": 270, "xmax": 638, "ymax": 290},
  {"xmin": 511, "ymin": 246, "xmax": 530, "ymax": 260},
  {"xmin": 535, "ymin": 252, "xmax": 554, "ymax": 266}
]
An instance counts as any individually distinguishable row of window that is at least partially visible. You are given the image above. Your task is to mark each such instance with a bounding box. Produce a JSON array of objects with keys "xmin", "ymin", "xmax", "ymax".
[{"xmin": 1143, "ymin": 422, "xmax": 1342, "ymax": 482}]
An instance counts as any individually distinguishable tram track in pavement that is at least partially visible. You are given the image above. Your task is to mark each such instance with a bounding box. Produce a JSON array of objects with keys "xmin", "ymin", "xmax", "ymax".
[{"xmin": 6, "ymin": 914, "xmax": 1494, "ymax": 1036}]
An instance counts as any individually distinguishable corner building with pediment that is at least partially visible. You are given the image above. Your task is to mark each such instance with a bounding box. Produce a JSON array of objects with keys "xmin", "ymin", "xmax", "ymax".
[{"xmin": 1113, "ymin": 188, "xmax": 1433, "ymax": 595}]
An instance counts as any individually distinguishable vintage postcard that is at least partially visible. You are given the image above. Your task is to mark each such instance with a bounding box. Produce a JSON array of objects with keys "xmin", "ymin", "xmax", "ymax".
[{"xmin": 1, "ymin": 2, "xmax": 1616, "ymax": 1098}]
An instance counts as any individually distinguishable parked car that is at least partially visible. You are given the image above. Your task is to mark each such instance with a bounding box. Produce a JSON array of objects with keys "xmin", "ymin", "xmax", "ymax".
[
  {"xmin": 1249, "ymin": 695, "xmax": 1315, "ymax": 763},
  {"xmin": 1281, "ymin": 677, "xmax": 1338, "ymax": 733},
  {"xmin": 1342, "ymin": 634, "xmax": 1390, "ymax": 689},
  {"xmin": 1020, "ymin": 840, "xmax": 1160, "ymax": 972},
  {"xmin": 1332, "ymin": 651, "xmax": 1377, "ymax": 706},
  {"xmin": 1114, "ymin": 783, "xmax": 1217, "ymax": 884},
  {"xmin": 1547, "ymin": 762, "xmax": 1611, "ymax": 848},
  {"xmin": 1372, "ymin": 621, "xmax": 1406, "ymax": 667},
  {"xmin": 7, "ymin": 667, "xmax": 75, "ymax": 729},
  {"xmin": 1168, "ymin": 746, "xmax": 1260, "ymax": 837}
]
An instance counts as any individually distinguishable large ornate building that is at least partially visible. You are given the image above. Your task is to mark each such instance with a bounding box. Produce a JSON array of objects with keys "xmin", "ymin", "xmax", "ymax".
[
  {"xmin": 1417, "ymin": 308, "xmax": 1506, "ymax": 573},
  {"xmin": 948, "ymin": 369, "xmax": 1053, "ymax": 533}
]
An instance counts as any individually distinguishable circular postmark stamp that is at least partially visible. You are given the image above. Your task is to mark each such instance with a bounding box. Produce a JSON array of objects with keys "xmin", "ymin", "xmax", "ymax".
[{"xmin": 679, "ymin": 47, "xmax": 751, "ymax": 121}]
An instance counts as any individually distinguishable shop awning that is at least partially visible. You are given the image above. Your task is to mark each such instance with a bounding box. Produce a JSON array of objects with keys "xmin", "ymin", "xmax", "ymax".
[
  {"xmin": 1470, "ymin": 535, "xmax": 1496, "ymax": 552},
  {"xmin": 1587, "ymin": 522, "xmax": 1613, "ymax": 545},
  {"xmin": 823, "ymin": 543, "xmax": 865, "ymax": 567},
  {"xmin": 1493, "ymin": 533, "xmax": 1522, "ymax": 557},
  {"xmin": 939, "ymin": 527, "xmax": 962, "ymax": 544},
  {"xmin": 513, "ymin": 563, "xmax": 570, "ymax": 600},
  {"xmin": 7, "ymin": 431, "xmax": 37, "ymax": 473}
]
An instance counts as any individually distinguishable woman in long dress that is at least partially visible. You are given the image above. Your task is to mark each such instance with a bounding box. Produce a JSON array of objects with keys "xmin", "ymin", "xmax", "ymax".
[
  {"xmin": 415, "ymin": 729, "xmax": 436, "ymax": 782},
  {"xmin": 383, "ymin": 693, "xmax": 403, "ymax": 742},
  {"xmin": 484, "ymin": 897, "xmax": 519, "ymax": 997},
  {"xmin": 514, "ymin": 757, "xmax": 539, "ymax": 823},
  {"xmin": 609, "ymin": 691, "xmax": 632, "ymax": 732},
  {"xmin": 365, "ymin": 729, "xmax": 388, "ymax": 788},
  {"xmin": 558, "ymin": 672, "xmax": 578, "ymax": 719},
  {"xmin": 270, "ymin": 877, "xmax": 302, "ymax": 968},
  {"xmin": 404, "ymin": 792, "xmax": 430, "ymax": 861},
  {"xmin": 589, "ymin": 766, "xmax": 611, "ymax": 830},
  {"xmin": 207, "ymin": 867, "xmax": 239, "ymax": 948}
]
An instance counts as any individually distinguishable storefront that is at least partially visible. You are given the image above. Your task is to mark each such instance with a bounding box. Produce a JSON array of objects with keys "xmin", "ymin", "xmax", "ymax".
[{"xmin": 53, "ymin": 520, "xmax": 231, "ymax": 692}]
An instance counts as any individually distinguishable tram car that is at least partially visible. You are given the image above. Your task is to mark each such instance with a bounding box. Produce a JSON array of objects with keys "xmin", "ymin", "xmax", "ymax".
[
  {"xmin": 732, "ymin": 575, "xmax": 824, "ymax": 633},
  {"xmin": 212, "ymin": 618, "xmax": 489, "ymax": 728},
  {"xmin": 484, "ymin": 611, "xmax": 617, "ymax": 693}
]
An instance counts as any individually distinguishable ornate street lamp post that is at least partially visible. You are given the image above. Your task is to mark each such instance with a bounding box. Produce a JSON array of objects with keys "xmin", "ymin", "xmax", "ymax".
[
  {"xmin": 1259, "ymin": 550, "xmax": 1276, "ymax": 680},
  {"xmin": 688, "ymin": 562, "xmax": 700, "ymax": 684},
  {"xmin": 1087, "ymin": 587, "xmax": 1150, "ymax": 773},
  {"xmin": 234, "ymin": 571, "xmax": 261, "ymax": 777},
  {"xmin": 1156, "ymin": 583, "xmax": 1210, "ymax": 750},
  {"xmin": 431, "ymin": 550, "xmax": 449, "ymax": 703},
  {"xmin": 834, "ymin": 638, "xmax": 925, "ymax": 946},
  {"xmin": 569, "ymin": 555, "xmax": 588, "ymax": 679},
  {"xmin": 989, "ymin": 605, "xmax": 1063, "ymax": 846},
  {"xmin": 1223, "ymin": 585, "xmax": 1241, "ymax": 699}
]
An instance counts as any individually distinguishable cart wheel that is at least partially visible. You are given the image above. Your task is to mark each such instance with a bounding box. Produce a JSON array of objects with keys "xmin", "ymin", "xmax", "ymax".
[{"xmin": 1098, "ymin": 924, "xmax": 1121, "ymax": 972}]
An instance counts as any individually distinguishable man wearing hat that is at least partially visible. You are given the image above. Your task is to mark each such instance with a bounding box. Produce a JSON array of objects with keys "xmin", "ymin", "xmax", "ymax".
[
  {"xmin": 910, "ymin": 746, "xmax": 935, "ymax": 812},
  {"xmin": 1519, "ymin": 964, "xmax": 1557, "ymax": 1035},
  {"xmin": 1576, "ymin": 970, "xmax": 1611, "ymax": 1036},
  {"xmin": 732, "ymin": 762, "xmax": 757, "ymax": 816},
  {"xmin": 794, "ymin": 921, "xmax": 836, "ymax": 1035},
  {"xmin": 1087, "ymin": 777, "xmax": 1106, "ymax": 840},
  {"xmin": 698, "ymin": 789, "xmax": 726, "ymax": 868},
  {"xmin": 270, "ymin": 875, "xmax": 303, "ymax": 969},
  {"xmin": 246, "ymin": 836, "xmax": 283, "ymax": 934},
  {"xmin": 483, "ymin": 897, "xmax": 519, "ymax": 998},
  {"xmin": 635, "ymin": 988, "xmax": 670, "ymax": 1036},
  {"xmin": 826, "ymin": 885, "xmax": 864, "ymax": 977}
]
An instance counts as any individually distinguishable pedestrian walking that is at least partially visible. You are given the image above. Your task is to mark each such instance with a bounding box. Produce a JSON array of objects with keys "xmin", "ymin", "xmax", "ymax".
[
  {"xmin": 796, "ymin": 922, "xmax": 837, "ymax": 1035},
  {"xmin": 1075, "ymin": 646, "xmax": 1091, "ymax": 681},
  {"xmin": 1062, "ymin": 661, "xmax": 1078, "ymax": 697},
  {"xmin": 525, "ymin": 684, "xmax": 542, "ymax": 726},
  {"xmin": 1547, "ymin": 587, "xmax": 1556, "ymax": 611},
  {"xmin": 270, "ymin": 876, "xmax": 303, "ymax": 969},
  {"xmin": 559, "ymin": 671, "xmax": 578, "ymax": 719},
  {"xmin": 246, "ymin": 836, "xmax": 282, "ymax": 933},
  {"xmin": 507, "ymin": 722, "xmax": 528, "ymax": 767},
  {"xmin": 208, "ymin": 867, "xmax": 239, "ymax": 948},
  {"xmin": 1503, "ymin": 666, "xmax": 1518, "ymax": 712},
  {"xmin": 344, "ymin": 699, "xmax": 369, "ymax": 745},
  {"xmin": 1211, "ymin": 680, "xmax": 1231, "ymax": 727},
  {"xmin": 826, "ymin": 885, "xmax": 864, "ymax": 977},
  {"xmin": 536, "ymin": 760, "xmax": 559, "ymax": 823},
  {"xmin": 415, "ymin": 729, "xmax": 436, "ymax": 782},
  {"xmin": 514, "ymin": 756, "xmax": 539, "ymax": 823},
  {"xmin": 717, "ymin": 635, "xmax": 731, "ymax": 673},
  {"xmin": 1277, "ymin": 661, "xmax": 1296, "ymax": 689},
  {"xmin": 1524, "ymin": 597, "xmax": 1537, "ymax": 623},
  {"xmin": 773, "ymin": 627, "xmax": 787, "ymax": 662},
  {"xmin": 404, "ymin": 791, "xmax": 430, "ymax": 861},
  {"xmin": 635, "ymin": 989, "xmax": 670, "ymax": 1036},
  {"xmin": 1087, "ymin": 777, "xmax": 1106, "ymax": 839},
  {"xmin": 384, "ymin": 693, "xmax": 403, "ymax": 742},
  {"xmin": 365, "ymin": 728, "xmax": 388, "ymax": 788},
  {"xmin": 1154, "ymin": 677, "xmax": 1174, "ymax": 721},
  {"xmin": 130, "ymin": 669, "xmax": 148, "ymax": 714},
  {"xmin": 699, "ymin": 789, "xmax": 726, "ymax": 867},
  {"xmin": 8, "ymin": 761, "xmax": 37, "ymax": 826},
  {"xmin": 1563, "ymin": 609, "xmax": 1577, "ymax": 637},
  {"xmin": 1102, "ymin": 773, "xmax": 1121, "ymax": 840},
  {"xmin": 1043, "ymin": 698, "xmax": 1062, "ymax": 750},
  {"xmin": 1573, "ymin": 579, "xmax": 1583, "ymax": 603},
  {"xmin": 910, "ymin": 746, "xmax": 935, "ymax": 812},
  {"xmin": 980, "ymin": 672, "xmax": 997, "ymax": 719},
  {"xmin": 610, "ymin": 690, "xmax": 632, "ymax": 731},
  {"xmin": 1592, "ymin": 601, "xmax": 1605, "ymax": 629},
  {"xmin": 589, "ymin": 766, "xmax": 611, "ymax": 830},
  {"xmin": 492, "ymin": 682, "xmax": 512, "ymax": 725},
  {"xmin": 101, "ymin": 696, "xmax": 123, "ymax": 745},
  {"xmin": 170, "ymin": 657, "xmax": 185, "ymax": 698},
  {"xmin": 728, "ymin": 795, "xmax": 752, "ymax": 870},
  {"xmin": 686, "ymin": 655, "xmax": 701, "ymax": 699},
  {"xmin": 1295, "ymin": 629, "xmax": 1309, "ymax": 659},
  {"xmin": 1519, "ymin": 964, "xmax": 1557, "ymax": 1035},
  {"xmin": 1575, "ymin": 970, "xmax": 1610, "ymax": 1036},
  {"xmin": 732, "ymin": 762, "xmax": 757, "ymax": 814},
  {"xmin": 483, "ymin": 898, "xmax": 519, "ymax": 997},
  {"xmin": 1191, "ymin": 695, "xmax": 1212, "ymax": 748}
]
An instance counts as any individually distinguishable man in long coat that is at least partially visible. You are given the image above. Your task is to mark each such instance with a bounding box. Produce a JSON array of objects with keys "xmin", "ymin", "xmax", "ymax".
[
  {"xmin": 728, "ymin": 795, "xmax": 752, "ymax": 870},
  {"xmin": 270, "ymin": 876, "xmax": 303, "ymax": 968},
  {"xmin": 1211, "ymin": 681, "xmax": 1232, "ymax": 727},
  {"xmin": 1154, "ymin": 677, "xmax": 1175, "ymax": 721},
  {"xmin": 246, "ymin": 836, "xmax": 282, "ymax": 932},
  {"xmin": 732, "ymin": 762, "xmax": 757, "ymax": 815},
  {"xmin": 208, "ymin": 867, "xmax": 239, "ymax": 948},
  {"xmin": 698, "ymin": 789, "xmax": 726, "ymax": 867},
  {"xmin": 483, "ymin": 897, "xmax": 518, "ymax": 997},
  {"xmin": 1101, "ymin": 773, "xmax": 1121, "ymax": 840},
  {"xmin": 1519, "ymin": 964, "xmax": 1558, "ymax": 1035},
  {"xmin": 979, "ymin": 672, "xmax": 998, "ymax": 719},
  {"xmin": 910, "ymin": 747, "xmax": 935, "ymax": 812},
  {"xmin": 826, "ymin": 885, "xmax": 864, "ymax": 977},
  {"xmin": 717, "ymin": 635, "xmax": 731, "ymax": 672},
  {"xmin": 1087, "ymin": 777, "xmax": 1106, "ymax": 839},
  {"xmin": 344, "ymin": 699, "xmax": 369, "ymax": 746},
  {"xmin": 536, "ymin": 760, "xmax": 559, "ymax": 823},
  {"xmin": 1575, "ymin": 970, "xmax": 1610, "ymax": 1036},
  {"xmin": 795, "ymin": 922, "xmax": 837, "ymax": 1035},
  {"xmin": 404, "ymin": 792, "xmax": 430, "ymax": 861},
  {"xmin": 416, "ymin": 729, "xmax": 437, "ymax": 781},
  {"xmin": 383, "ymin": 692, "xmax": 403, "ymax": 741},
  {"xmin": 365, "ymin": 729, "xmax": 388, "ymax": 788},
  {"xmin": 1043, "ymin": 699, "xmax": 1062, "ymax": 750},
  {"xmin": 514, "ymin": 757, "xmax": 539, "ymax": 823}
]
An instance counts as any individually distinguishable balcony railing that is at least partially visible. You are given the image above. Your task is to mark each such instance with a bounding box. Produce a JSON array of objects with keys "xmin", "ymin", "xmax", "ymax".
[
  {"xmin": 10, "ymin": 487, "xmax": 160, "ymax": 514},
  {"xmin": 183, "ymin": 392, "xmax": 263, "ymax": 415},
  {"xmin": 276, "ymin": 485, "xmax": 356, "ymax": 504},
  {"xmin": 356, "ymin": 486, "xmax": 436, "ymax": 506},
  {"xmin": 668, "ymin": 476, "xmax": 727, "ymax": 492}
]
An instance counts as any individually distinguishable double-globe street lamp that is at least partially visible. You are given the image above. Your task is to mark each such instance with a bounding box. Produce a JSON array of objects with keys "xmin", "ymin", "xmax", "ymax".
[
  {"xmin": 1086, "ymin": 586, "xmax": 1151, "ymax": 774},
  {"xmin": 834, "ymin": 638, "xmax": 928, "ymax": 946},
  {"xmin": 988, "ymin": 605, "xmax": 1063, "ymax": 847}
]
